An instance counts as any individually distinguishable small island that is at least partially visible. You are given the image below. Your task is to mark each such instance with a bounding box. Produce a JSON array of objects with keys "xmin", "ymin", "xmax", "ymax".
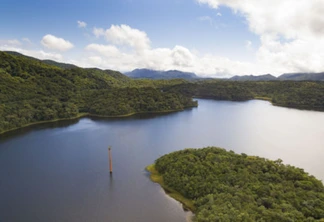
[{"xmin": 147, "ymin": 147, "xmax": 324, "ymax": 221}]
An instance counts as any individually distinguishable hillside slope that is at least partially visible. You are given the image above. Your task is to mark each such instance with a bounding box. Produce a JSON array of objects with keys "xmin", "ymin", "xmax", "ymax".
[
  {"xmin": 125, "ymin": 68, "xmax": 199, "ymax": 79},
  {"xmin": 0, "ymin": 51, "xmax": 197, "ymax": 134},
  {"xmin": 230, "ymin": 74, "xmax": 277, "ymax": 81},
  {"xmin": 278, "ymin": 73, "xmax": 324, "ymax": 81}
]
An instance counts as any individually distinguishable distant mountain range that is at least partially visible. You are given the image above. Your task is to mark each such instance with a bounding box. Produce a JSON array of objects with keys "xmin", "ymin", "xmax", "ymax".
[
  {"xmin": 126, "ymin": 69, "xmax": 324, "ymax": 81},
  {"xmin": 229, "ymin": 74, "xmax": 277, "ymax": 81},
  {"xmin": 124, "ymin": 69, "xmax": 199, "ymax": 80},
  {"xmin": 5, "ymin": 51, "xmax": 324, "ymax": 81},
  {"xmin": 277, "ymin": 73, "xmax": 324, "ymax": 81},
  {"xmin": 229, "ymin": 73, "xmax": 324, "ymax": 81}
]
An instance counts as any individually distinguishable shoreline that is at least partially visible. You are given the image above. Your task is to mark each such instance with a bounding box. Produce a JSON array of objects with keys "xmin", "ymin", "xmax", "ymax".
[
  {"xmin": 0, "ymin": 107, "xmax": 196, "ymax": 135},
  {"xmin": 196, "ymin": 96, "xmax": 324, "ymax": 112},
  {"xmin": 253, "ymin": 96, "xmax": 272, "ymax": 102},
  {"xmin": 87, "ymin": 107, "xmax": 194, "ymax": 118},
  {"xmin": 145, "ymin": 164, "xmax": 195, "ymax": 212},
  {"xmin": 0, "ymin": 113, "xmax": 89, "ymax": 135},
  {"xmin": 1, "ymin": 98, "xmax": 323, "ymax": 135}
]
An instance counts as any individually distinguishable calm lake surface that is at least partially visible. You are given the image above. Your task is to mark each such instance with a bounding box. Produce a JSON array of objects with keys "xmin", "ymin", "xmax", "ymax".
[{"xmin": 1, "ymin": 99, "xmax": 324, "ymax": 222}]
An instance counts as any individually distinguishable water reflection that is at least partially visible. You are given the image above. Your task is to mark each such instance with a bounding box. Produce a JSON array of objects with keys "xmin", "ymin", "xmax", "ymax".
[
  {"xmin": 1, "ymin": 99, "xmax": 324, "ymax": 222},
  {"xmin": 0, "ymin": 118, "xmax": 81, "ymax": 143},
  {"xmin": 109, "ymin": 174, "xmax": 114, "ymax": 192}
]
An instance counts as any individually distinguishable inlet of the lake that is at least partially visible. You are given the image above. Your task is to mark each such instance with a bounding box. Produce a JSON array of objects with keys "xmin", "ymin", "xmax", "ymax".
[{"xmin": 1, "ymin": 99, "xmax": 324, "ymax": 222}]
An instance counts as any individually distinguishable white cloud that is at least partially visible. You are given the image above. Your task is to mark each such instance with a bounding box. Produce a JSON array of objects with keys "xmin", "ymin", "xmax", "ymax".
[
  {"xmin": 3, "ymin": 1, "xmax": 324, "ymax": 77},
  {"xmin": 93, "ymin": 24, "xmax": 151, "ymax": 51},
  {"xmin": 0, "ymin": 44, "xmax": 63, "ymax": 61},
  {"xmin": 197, "ymin": 0, "xmax": 324, "ymax": 39},
  {"xmin": 41, "ymin": 34, "xmax": 74, "ymax": 52},
  {"xmin": 1, "ymin": 29, "xmax": 253, "ymax": 77},
  {"xmin": 217, "ymin": 12, "xmax": 222, "ymax": 16},
  {"xmin": 93, "ymin": 27, "xmax": 105, "ymax": 38},
  {"xmin": 0, "ymin": 39, "xmax": 63, "ymax": 61},
  {"xmin": 84, "ymin": 24, "xmax": 255, "ymax": 77},
  {"xmin": 196, "ymin": 0, "xmax": 324, "ymax": 75},
  {"xmin": 77, "ymin": 20, "xmax": 87, "ymax": 28},
  {"xmin": 6, "ymin": 4, "xmax": 324, "ymax": 78},
  {"xmin": 0, "ymin": 39, "xmax": 21, "ymax": 46},
  {"xmin": 256, "ymin": 35, "xmax": 324, "ymax": 74},
  {"xmin": 171, "ymin": 46, "xmax": 195, "ymax": 67},
  {"xmin": 87, "ymin": 56, "xmax": 103, "ymax": 66},
  {"xmin": 83, "ymin": 39, "xmax": 253, "ymax": 77},
  {"xmin": 85, "ymin": 44, "xmax": 120, "ymax": 57},
  {"xmin": 27, "ymin": 50, "xmax": 63, "ymax": 61},
  {"xmin": 245, "ymin": 40, "xmax": 252, "ymax": 50}
]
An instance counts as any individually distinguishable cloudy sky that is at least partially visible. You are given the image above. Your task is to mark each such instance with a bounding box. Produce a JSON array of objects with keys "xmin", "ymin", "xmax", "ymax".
[{"xmin": 1, "ymin": 0, "xmax": 324, "ymax": 77}]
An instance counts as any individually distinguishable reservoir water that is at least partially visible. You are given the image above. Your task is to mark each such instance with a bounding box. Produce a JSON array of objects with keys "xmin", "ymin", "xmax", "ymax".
[{"xmin": 1, "ymin": 99, "xmax": 324, "ymax": 222}]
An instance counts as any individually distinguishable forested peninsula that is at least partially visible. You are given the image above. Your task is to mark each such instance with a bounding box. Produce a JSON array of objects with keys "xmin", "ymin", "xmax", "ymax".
[
  {"xmin": 147, "ymin": 147, "xmax": 324, "ymax": 222},
  {"xmin": 0, "ymin": 51, "xmax": 197, "ymax": 134},
  {"xmin": 1, "ymin": 50, "xmax": 324, "ymax": 134}
]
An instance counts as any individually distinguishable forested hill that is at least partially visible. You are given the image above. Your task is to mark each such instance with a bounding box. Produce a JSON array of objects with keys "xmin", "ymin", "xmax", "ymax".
[
  {"xmin": 229, "ymin": 73, "xmax": 324, "ymax": 81},
  {"xmin": 1, "ymin": 50, "xmax": 324, "ymax": 134},
  {"xmin": 229, "ymin": 74, "xmax": 277, "ymax": 81},
  {"xmin": 4, "ymin": 51, "xmax": 79, "ymax": 69},
  {"xmin": 0, "ymin": 51, "xmax": 197, "ymax": 134},
  {"xmin": 125, "ymin": 68, "xmax": 324, "ymax": 82},
  {"xmin": 125, "ymin": 68, "xmax": 199, "ymax": 80},
  {"xmin": 162, "ymin": 80, "xmax": 324, "ymax": 110},
  {"xmin": 278, "ymin": 73, "xmax": 324, "ymax": 81},
  {"xmin": 151, "ymin": 147, "xmax": 324, "ymax": 221}
]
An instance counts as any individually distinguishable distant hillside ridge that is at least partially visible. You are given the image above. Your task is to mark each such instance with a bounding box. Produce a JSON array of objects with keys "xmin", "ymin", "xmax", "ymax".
[
  {"xmin": 230, "ymin": 74, "xmax": 277, "ymax": 81},
  {"xmin": 1, "ymin": 50, "xmax": 324, "ymax": 136},
  {"xmin": 278, "ymin": 72, "xmax": 324, "ymax": 81},
  {"xmin": 0, "ymin": 51, "xmax": 198, "ymax": 134},
  {"xmin": 5, "ymin": 51, "xmax": 79, "ymax": 69},
  {"xmin": 125, "ymin": 68, "xmax": 199, "ymax": 80},
  {"xmin": 230, "ymin": 73, "xmax": 324, "ymax": 81},
  {"xmin": 127, "ymin": 69, "xmax": 324, "ymax": 81},
  {"xmin": 7, "ymin": 51, "xmax": 324, "ymax": 81}
]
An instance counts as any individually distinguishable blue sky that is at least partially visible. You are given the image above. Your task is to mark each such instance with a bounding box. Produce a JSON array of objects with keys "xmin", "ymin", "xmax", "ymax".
[{"xmin": 1, "ymin": 0, "xmax": 323, "ymax": 77}]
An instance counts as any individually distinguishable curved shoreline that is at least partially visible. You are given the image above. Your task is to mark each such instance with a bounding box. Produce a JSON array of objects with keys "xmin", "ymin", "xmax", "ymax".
[
  {"xmin": 149, "ymin": 147, "xmax": 324, "ymax": 221},
  {"xmin": 1, "ymin": 98, "xmax": 323, "ymax": 136},
  {"xmin": 0, "ymin": 113, "xmax": 89, "ymax": 135},
  {"xmin": 145, "ymin": 164, "xmax": 195, "ymax": 212},
  {"xmin": 0, "ymin": 107, "xmax": 194, "ymax": 135}
]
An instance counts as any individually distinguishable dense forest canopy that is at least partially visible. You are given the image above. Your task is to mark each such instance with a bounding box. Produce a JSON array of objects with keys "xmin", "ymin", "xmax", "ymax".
[
  {"xmin": 0, "ymin": 51, "xmax": 197, "ymax": 134},
  {"xmin": 162, "ymin": 80, "xmax": 324, "ymax": 109},
  {"xmin": 153, "ymin": 147, "xmax": 324, "ymax": 222},
  {"xmin": 1, "ymin": 51, "xmax": 324, "ymax": 134}
]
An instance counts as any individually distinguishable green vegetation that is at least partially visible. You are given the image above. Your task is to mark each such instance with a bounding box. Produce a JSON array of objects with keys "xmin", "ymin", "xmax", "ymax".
[
  {"xmin": 163, "ymin": 80, "xmax": 324, "ymax": 110},
  {"xmin": 151, "ymin": 147, "xmax": 324, "ymax": 222},
  {"xmin": 146, "ymin": 164, "xmax": 195, "ymax": 211},
  {"xmin": 1, "ymin": 50, "xmax": 324, "ymax": 134},
  {"xmin": 0, "ymin": 51, "xmax": 197, "ymax": 134}
]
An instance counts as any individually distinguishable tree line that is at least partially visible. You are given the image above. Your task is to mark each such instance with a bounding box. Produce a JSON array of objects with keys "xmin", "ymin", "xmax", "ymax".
[
  {"xmin": 154, "ymin": 147, "xmax": 324, "ymax": 221},
  {"xmin": 0, "ymin": 51, "xmax": 197, "ymax": 133},
  {"xmin": 162, "ymin": 80, "xmax": 324, "ymax": 109},
  {"xmin": 1, "ymin": 50, "xmax": 324, "ymax": 134}
]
